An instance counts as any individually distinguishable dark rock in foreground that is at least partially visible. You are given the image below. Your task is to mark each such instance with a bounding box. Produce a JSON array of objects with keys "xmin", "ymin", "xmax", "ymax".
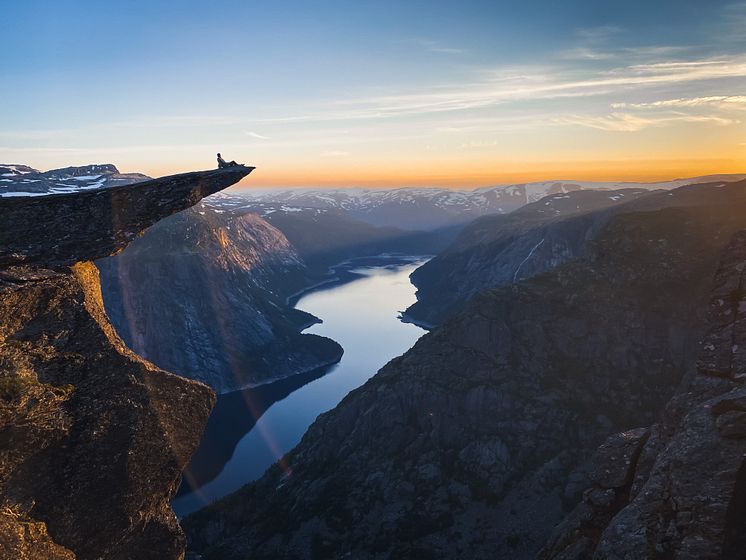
[
  {"xmin": 541, "ymin": 230, "xmax": 746, "ymax": 559},
  {"xmin": 0, "ymin": 167, "xmax": 251, "ymax": 559}
]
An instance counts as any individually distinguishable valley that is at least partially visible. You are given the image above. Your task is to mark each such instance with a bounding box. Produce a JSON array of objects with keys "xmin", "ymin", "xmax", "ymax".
[
  {"xmin": 3, "ymin": 164, "xmax": 746, "ymax": 559},
  {"xmin": 173, "ymin": 256, "xmax": 428, "ymax": 517},
  {"xmin": 183, "ymin": 176, "xmax": 746, "ymax": 559},
  {"xmin": 6, "ymin": 4, "xmax": 746, "ymax": 559}
]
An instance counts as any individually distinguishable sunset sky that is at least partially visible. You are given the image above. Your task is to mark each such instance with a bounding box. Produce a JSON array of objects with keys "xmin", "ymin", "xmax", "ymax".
[{"xmin": 2, "ymin": 0, "xmax": 745, "ymax": 187}]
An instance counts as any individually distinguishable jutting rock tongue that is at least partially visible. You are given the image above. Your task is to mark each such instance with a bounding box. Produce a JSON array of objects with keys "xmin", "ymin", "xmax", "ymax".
[
  {"xmin": 0, "ymin": 167, "xmax": 251, "ymax": 559},
  {"xmin": 0, "ymin": 166, "xmax": 254, "ymax": 268}
]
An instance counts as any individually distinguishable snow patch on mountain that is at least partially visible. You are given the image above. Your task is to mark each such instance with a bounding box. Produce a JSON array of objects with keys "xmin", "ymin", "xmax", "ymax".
[
  {"xmin": 0, "ymin": 164, "xmax": 150, "ymax": 196},
  {"xmin": 205, "ymin": 174, "xmax": 746, "ymax": 230}
]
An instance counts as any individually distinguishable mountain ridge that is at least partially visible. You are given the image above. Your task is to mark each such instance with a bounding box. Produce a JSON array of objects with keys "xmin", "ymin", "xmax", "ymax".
[
  {"xmin": 406, "ymin": 179, "xmax": 746, "ymax": 326},
  {"xmin": 228, "ymin": 173, "xmax": 746, "ymax": 230}
]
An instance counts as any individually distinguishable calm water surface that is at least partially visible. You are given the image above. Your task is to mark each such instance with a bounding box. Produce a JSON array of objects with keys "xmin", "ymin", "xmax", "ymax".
[{"xmin": 173, "ymin": 256, "xmax": 428, "ymax": 516}]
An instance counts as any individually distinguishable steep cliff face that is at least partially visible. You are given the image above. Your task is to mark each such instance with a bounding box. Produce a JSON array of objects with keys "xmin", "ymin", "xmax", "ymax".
[
  {"xmin": 406, "ymin": 180, "xmax": 744, "ymax": 327},
  {"xmin": 97, "ymin": 204, "xmax": 342, "ymax": 393},
  {"xmin": 183, "ymin": 180, "xmax": 746, "ymax": 560},
  {"xmin": 0, "ymin": 167, "xmax": 252, "ymax": 559},
  {"xmin": 540, "ymin": 230, "xmax": 746, "ymax": 560},
  {"xmin": 405, "ymin": 188, "xmax": 652, "ymax": 326}
]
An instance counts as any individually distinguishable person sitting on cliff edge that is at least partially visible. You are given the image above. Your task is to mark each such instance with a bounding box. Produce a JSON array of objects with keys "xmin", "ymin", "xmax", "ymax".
[{"xmin": 217, "ymin": 153, "xmax": 241, "ymax": 168}]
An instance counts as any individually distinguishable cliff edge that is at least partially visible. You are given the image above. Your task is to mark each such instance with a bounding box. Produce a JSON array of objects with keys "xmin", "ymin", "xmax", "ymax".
[
  {"xmin": 540, "ymin": 229, "xmax": 746, "ymax": 559},
  {"xmin": 0, "ymin": 166, "xmax": 252, "ymax": 559}
]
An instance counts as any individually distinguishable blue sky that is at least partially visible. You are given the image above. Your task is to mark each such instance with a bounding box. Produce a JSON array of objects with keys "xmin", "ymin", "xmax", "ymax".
[{"xmin": 1, "ymin": 0, "xmax": 744, "ymax": 185}]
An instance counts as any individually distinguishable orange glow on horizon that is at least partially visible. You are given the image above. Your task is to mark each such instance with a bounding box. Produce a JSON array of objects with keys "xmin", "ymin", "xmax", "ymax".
[{"xmin": 138, "ymin": 157, "xmax": 746, "ymax": 189}]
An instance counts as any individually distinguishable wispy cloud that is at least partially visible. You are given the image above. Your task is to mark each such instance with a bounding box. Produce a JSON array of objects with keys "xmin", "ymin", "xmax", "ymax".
[
  {"xmin": 245, "ymin": 130, "xmax": 270, "ymax": 140},
  {"xmin": 247, "ymin": 54, "xmax": 746, "ymax": 125},
  {"xmin": 612, "ymin": 95, "xmax": 746, "ymax": 110},
  {"xmin": 558, "ymin": 45, "xmax": 690, "ymax": 62},
  {"xmin": 459, "ymin": 140, "xmax": 498, "ymax": 149},
  {"xmin": 555, "ymin": 112, "xmax": 737, "ymax": 132}
]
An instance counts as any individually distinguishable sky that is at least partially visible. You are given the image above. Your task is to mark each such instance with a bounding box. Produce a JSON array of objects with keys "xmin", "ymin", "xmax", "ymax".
[{"xmin": 1, "ymin": 0, "xmax": 745, "ymax": 187}]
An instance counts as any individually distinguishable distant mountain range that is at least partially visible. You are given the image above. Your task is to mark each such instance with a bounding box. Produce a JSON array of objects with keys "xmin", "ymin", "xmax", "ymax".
[
  {"xmin": 229, "ymin": 174, "xmax": 746, "ymax": 230},
  {"xmin": 0, "ymin": 163, "xmax": 150, "ymax": 196},
  {"xmin": 4, "ymin": 164, "xmax": 744, "ymax": 232}
]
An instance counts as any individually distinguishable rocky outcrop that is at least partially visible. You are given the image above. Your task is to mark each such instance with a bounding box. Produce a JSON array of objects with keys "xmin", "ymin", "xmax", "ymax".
[
  {"xmin": 96, "ymin": 203, "xmax": 343, "ymax": 393},
  {"xmin": 183, "ymin": 180, "xmax": 746, "ymax": 559},
  {"xmin": 541, "ymin": 229, "xmax": 746, "ymax": 560},
  {"xmin": 0, "ymin": 167, "xmax": 253, "ymax": 268},
  {"xmin": 0, "ymin": 167, "xmax": 252, "ymax": 559}
]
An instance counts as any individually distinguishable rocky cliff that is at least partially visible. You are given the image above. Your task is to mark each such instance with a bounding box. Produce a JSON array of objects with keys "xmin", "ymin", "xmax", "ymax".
[
  {"xmin": 540, "ymin": 229, "xmax": 746, "ymax": 559},
  {"xmin": 0, "ymin": 167, "xmax": 252, "ymax": 559},
  {"xmin": 183, "ymin": 179, "xmax": 746, "ymax": 559},
  {"xmin": 406, "ymin": 180, "xmax": 745, "ymax": 327},
  {"xmin": 96, "ymin": 203, "xmax": 342, "ymax": 393}
]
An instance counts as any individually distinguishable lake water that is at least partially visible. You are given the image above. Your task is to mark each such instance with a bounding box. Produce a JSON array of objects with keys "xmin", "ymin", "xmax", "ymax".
[{"xmin": 173, "ymin": 256, "xmax": 428, "ymax": 517}]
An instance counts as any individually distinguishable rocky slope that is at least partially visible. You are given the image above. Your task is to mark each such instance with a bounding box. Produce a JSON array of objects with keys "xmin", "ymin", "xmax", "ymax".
[
  {"xmin": 183, "ymin": 179, "xmax": 746, "ymax": 559},
  {"xmin": 540, "ymin": 230, "xmax": 746, "ymax": 559},
  {"xmin": 96, "ymin": 203, "xmax": 343, "ymax": 393},
  {"xmin": 407, "ymin": 178, "xmax": 746, "ymax": 326},
  {"xmin": 0, "ymin": 167, "xmax": 251, "ymax": 559},
  {"xmin": 406, "ymin": 188, "xmax": 653, "ymax": 326}
]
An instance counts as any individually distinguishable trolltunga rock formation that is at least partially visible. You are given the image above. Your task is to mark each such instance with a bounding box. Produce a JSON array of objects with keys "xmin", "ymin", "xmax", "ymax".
[{"xmin": 0, "ymin": 166, "xmax": 252, "ymax": 559}]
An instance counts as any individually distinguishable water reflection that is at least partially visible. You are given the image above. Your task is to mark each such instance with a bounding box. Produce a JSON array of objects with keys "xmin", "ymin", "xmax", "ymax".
[{"xmin": 176, "ymin": 363, "xmax": 334, "ymax": 497}]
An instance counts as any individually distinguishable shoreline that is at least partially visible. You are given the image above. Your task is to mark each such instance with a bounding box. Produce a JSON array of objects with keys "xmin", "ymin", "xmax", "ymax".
[
  {"xmin": 215, "ymin": 254, "xmax": 431, "ymax": 395},
  {"xmin": 247, "ymin": 253, "xmax": 431, "ymax": 392},
  {"xmin": 285, "ymin": 253, "xmax": 432, "ymax": 308},
  {"xmin": 398, "ymin": 311, "xmax": 436, "ymax": 331},
  {"xmin": 175, "ymin": 253, "xmax": 431, "ymax": 516}
]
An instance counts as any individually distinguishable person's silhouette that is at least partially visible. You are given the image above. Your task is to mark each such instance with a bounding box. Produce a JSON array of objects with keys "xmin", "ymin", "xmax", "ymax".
[{"xmin": 217, "ymin": 153, "xmax": 239, "ymax": 168}]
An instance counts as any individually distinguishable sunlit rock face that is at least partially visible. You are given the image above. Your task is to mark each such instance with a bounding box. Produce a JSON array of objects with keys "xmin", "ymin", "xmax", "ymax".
[
  {"xmin": 0, "ymin": 167, "xmax": 251, "ymax": 559},
  {"xmin": 96, "ymin": 206, "xmax": 343, "ymax": 393},
  {"xmin": 183, "ymin": 180, "xmax": 746, "ymax": 560}
]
